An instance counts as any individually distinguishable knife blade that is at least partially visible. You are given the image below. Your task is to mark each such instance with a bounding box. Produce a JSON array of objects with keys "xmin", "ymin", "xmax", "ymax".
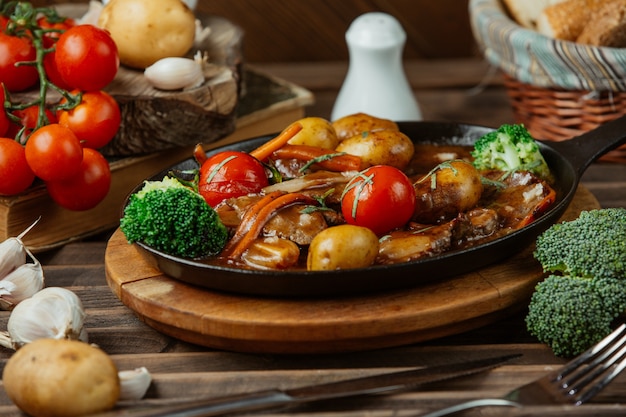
[{"xmin": 95, "ymin": 353, "xmax": 520, "ymax": 417}]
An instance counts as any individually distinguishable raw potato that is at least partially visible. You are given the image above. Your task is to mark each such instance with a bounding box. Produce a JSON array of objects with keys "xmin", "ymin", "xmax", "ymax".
[
  {"xmin": 335, "ymin": 129, "xmax": 415, "ymax": 170},
  {"xmin": 3, "ymin": 339, "xmax": 120, "ymax": 417},
  {"xmin": 287, "ymin": 117, "xmax": 339, "ymax": 149},
  {"xmin": 307, "ymin": 225, "xmax": 379, "ymax": 270},
  {"xmin": 332, "ymin": 112, "xmax": 399, "ymax": 141},
  {"xmin": 98, "ymin": 0, "xmax": 196, "ymax": 69}
]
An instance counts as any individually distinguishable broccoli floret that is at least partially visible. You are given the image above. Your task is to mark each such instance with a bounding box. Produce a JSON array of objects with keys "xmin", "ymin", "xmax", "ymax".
[
  {"xmin": 120, "ymin": 176, "xmax": 228, "ymax": 258},
  {"xmin": 471, "ymin": 124, "xmax": 551, "ymax": 179},
  {"xmin": 533, "ymin": 208, "xmax": 626, "ymax": 279},
  {"xmin": 525, "ymin": 275, "xmax": 626, "ymax": 357}
]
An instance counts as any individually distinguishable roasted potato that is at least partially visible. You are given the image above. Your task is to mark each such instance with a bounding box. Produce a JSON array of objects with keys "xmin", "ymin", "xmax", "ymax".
[
  {"xmin": 286, "ymin": 117, "xmax": 339, "ymax": 149},
  {"xmin": 332, "ymin": 112, "xmax": 399, "ymax": 141},
  {"xmin": 307, "ymin": 225, "xmax": 379, "ymax": 270},
  {"xmin": 335, "ymin": 129, "xmax": 415, "ymax": 170}
]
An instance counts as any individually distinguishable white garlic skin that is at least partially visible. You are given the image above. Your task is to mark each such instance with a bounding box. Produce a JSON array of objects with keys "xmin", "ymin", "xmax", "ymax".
[
  {"xmin": 7, "ymin": 287, "xmax": 87, "ymax": 349},
  {"xmin": 118, "ymin": 367, "xmax": 152, "ymax": 401},
  {"xmin": 0, "ymin": 260, "xmax": 45, "ymax": 310},
  {"xmin": 144, "ymin": 56, "xmax": 205, "ymax": 91},
  {"xmin": 0, "ymin": 237, "xmax": 26, "ymax": 280}
]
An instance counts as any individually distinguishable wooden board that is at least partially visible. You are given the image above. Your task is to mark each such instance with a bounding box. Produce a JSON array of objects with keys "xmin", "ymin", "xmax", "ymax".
[{"xmin": 105, "ymin": 187, "xmax": 600, "ymax": 354}]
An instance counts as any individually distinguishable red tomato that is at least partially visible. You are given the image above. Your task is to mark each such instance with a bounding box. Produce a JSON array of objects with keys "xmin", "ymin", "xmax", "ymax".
[
  {"xmin": 46, "ymin": 148, "xmax": 111, "ymax": 211},
  {"xmin": 37, "ymin": 16, "xmax": 76, "ymax": 42},
  {"xmin": 24, "ymin": 123, "xmax": 83, "ymax": 182},
  {"xmin": 199, "ymin": 151, "xmax": 269, "ymax": 206},
  {"xmin": 54, "ymin": 25, "xmax": 119, "ymax": 91},
  {"xmin": 7, "ymin": 105, "xmax": 58, "ymax": 140},
  {"xmin": 0, "ymin": 138, "xmax": 35, "ymax": 195},
  {"xmin": 341, "ymin": 165, "xmax": 416, "ymax": 235},
  {"xmin": 0, "ymin": 85, "xmax": 9, "ymax": 137},
  {"xmin": 0, "ymin": 32, "xmax": 39, "ymax": 92},
  {"xmin": 57, "ymin": 90, "xmax": 121, "ymax": 149}
]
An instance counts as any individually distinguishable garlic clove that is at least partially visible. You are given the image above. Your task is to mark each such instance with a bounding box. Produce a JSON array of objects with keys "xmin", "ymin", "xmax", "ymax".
[
  {"xmin": 7, "ymin": 287, "xmax": 87, "ymax": 349},
  {"xmin": 0, "ymin": 218, "xmax": 41, "ymax": 279},
  {"xmin": 0, "ymin": 260, "xmax": 45, "ymax": 310},
  {"xmin": 144, "ymin": 53, "xmax": 206, "ymax": 91},
  {"xmin": 118, "ymin": 367, "xmax": 152, "ymax": 401}
]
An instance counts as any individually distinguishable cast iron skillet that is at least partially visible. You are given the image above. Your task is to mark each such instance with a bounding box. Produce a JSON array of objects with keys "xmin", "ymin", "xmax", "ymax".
[{"xmin": 130, "ymin": 116, "xmax": 626, "ymax": 297}]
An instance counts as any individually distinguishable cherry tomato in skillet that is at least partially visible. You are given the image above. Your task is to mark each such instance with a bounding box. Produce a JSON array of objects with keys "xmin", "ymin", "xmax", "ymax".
[
  {"xmin": 198, "ymin": 151, "xmax": 269, "ymax": 207},
  {"xmin": 0, "ymin": 138, "xmax": 35, "ymax": 195},
  {"xmin": 57, "ymin": 90, "xmax": 121, "ymax": 149},
  {"xmin": 0, "ymin": 32, "xmax": 39, "ymax": 92},
  {"xmin": 24, "ymin": 123, "xmax": 83, "ymax": 182},
  {"xmin": 46, "ymin": 147, "xmax": 111, "ymax": 211},
  {"xmin": 54, "ymin": 25, "xmax": 119, "ymax": 91},
  {"xmin": 341, "ymin": 165, "xmax": 416, "ymax": 235}
]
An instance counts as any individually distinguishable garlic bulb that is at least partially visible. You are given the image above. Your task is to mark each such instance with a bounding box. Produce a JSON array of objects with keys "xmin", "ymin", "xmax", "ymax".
[
  {"xmin": 144, "ymin": 52, "xmax": 207, "ymax": 91},
  {"xmin": 0, "ymin": 219, "xmax": 39, "ymax": 279},
  {"xmin": 118, "ymin": 367, "xmax": 152, "ymax": 401},
  {"xmin": 0, "ymin": 255, "xmax": 44, "ymax": 310},
  {"xmin": 1, "ymin": 287, "xmax": 87, "ymax": 350}
]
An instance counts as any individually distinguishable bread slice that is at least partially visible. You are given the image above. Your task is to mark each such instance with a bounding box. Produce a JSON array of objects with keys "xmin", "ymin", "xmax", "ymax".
[
  {"xmin": 536, "ymin": 0, "xmax": 614, "ymax": 40},
  {"xmin": 577, "ymin": 0, "xmax": 626, "ymax": 46},
  {"xmin": 502, "ymin": 0, "xmax": 567, "ymax": 29}
]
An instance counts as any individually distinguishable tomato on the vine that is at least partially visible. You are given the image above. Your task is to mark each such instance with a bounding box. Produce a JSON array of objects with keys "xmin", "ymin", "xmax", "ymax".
[
  {"xmin": 0, "ymin": 32, "xmax": 39, "ymax": 92},
  {"xmin": 0, "ymin": 85, "xmax": 9, "ymax": 137},
  {"xmin": 54, "ymin": 25, "xmax": 119, "ymax": 91},
  {"xmin": 46, "ymin": 147, "xmax": 111, "ymax": 211},
  {"xmin": 6, "ymin": 104, "xmax": 58, "ymax": 139},
  {"xmin": 24, "ymin": 123, "xmax": 83, "ymax": 182},
  {"xmin": 198, "ymin": 151, "xmax": 269, "ymax": 207},
  {"xmin": 38, "ymin": 15, "xmax": 75, "ymax": 90},
  {"xmin": 57, "ymin": 90, "xmax": 121, "ymax": 149},
  {"xmin": 341, "ymin": 165, "xmax": 416, "ymax": 235},
  {"xmin": 0, "ymin": 138, "xmax": 35, "ymax": 195}
]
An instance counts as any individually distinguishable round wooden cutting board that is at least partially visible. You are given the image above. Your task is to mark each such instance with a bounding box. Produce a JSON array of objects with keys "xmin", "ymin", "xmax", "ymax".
[{"xmin": 105, "ymin": 187, "xmax": 599, "ymax": 354}]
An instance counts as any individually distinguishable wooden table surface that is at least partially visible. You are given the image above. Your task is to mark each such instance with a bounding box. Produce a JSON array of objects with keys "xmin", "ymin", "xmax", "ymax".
[{"xmin": 1, "ymin": 59, "xmax": 626, "ymax": 417}]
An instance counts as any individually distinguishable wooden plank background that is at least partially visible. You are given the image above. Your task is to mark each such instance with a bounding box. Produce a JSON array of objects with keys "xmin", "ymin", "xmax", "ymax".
[{"xmin": 30, "ymin": 0, "xmax": 480, "ymax": 62}]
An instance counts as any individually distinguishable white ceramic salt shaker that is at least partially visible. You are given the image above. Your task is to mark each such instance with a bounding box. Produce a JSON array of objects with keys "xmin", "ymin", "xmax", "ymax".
[{"xmin": 331, "ymin": 12, "xmax": 422, "ymax": 122}]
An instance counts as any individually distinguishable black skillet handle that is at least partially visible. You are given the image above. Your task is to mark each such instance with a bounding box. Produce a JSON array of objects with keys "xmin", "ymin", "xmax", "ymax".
[{"xmin": 544, "ymin": 114, "xmax": 626, "ymax": 177}]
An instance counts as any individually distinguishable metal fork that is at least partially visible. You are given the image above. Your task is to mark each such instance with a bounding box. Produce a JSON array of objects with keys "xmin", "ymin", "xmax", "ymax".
[{"xmin": 419, "ymin": 323, "xmax": 626, "ymax": 417}]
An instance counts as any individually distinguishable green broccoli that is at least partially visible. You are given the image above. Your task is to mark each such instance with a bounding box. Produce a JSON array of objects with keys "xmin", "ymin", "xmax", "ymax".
[
  {"xmin": 471, "ymin": 123, "xmax": 551, "ymax": 179},
  {"xmin": 525, "ymin": 275, "xmax": 626, "ymax": 357},
  {"xmin": 533, "ymin": 208, "xmax": 626, "ymax": 279},
  {"xmin": 120, "ymin": 176, "xmax": 228, "ymax": 258},
  {"xmin": 526, "ymin": 207, "xmax": 626, "ymax": 357}
]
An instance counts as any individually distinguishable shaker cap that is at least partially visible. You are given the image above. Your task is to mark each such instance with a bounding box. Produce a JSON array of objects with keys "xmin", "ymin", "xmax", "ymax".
[{"xmin": 345, "ymin": 12, "xmax": 406, "ymax": 48}]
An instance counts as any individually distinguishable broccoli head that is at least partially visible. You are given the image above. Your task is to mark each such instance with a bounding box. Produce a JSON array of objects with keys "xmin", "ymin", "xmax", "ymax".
[
  {"xmin": 471, "ymin": 123, "xmax": 551, "ymax": 179},
  {"xmin": 533, "ymin": 208, "xmax": 626, "ymax": 279},
  {"xmin": 525, "ymin": 275, "xmax": 626, "ymax": 357},
  {"xmin": 120, "ymin": 176, "xmax": 228, "ymax": 258}
]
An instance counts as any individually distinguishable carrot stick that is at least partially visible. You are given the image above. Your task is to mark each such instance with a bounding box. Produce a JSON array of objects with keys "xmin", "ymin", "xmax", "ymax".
[
  {"xmin": 222, "ymin": 191, "xmax": 284, "ymax": 255},
  {"xmin": 222, "ymin": 192, "xmax": 317, "ymax": 260},
  {"xmin": 272, "ymin": 144, "xmax": 363, "ymax": 172},
  {"xmin": 249, "ymin": 123, "xmax": 303, "ymax": 161}
]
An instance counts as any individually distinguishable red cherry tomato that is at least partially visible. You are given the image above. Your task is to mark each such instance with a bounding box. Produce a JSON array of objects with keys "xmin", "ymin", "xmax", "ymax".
[
  {"xmin": 57, "ymin": 90, "xmax": 121, "ymax": 149},
  {"xmin": 0, "ymin": 32, "xmax": 39, "ymax": 92},
  {"xmin": 341, "ymin": 165, "xmax": 416, "ymax": 235},
  {"xmin": 54, "ymin": 25, "xmax": 119, "ymax": 91},
  {"xmin": 0, "ymin": 85, "xmax": 9, "ymax": 137},
  {"xmin": 198, "ymin": 151, "xmax": 269, "ymax": 207},
  {"xmin": 24, "ymin": 123, "xmax": 83, "ymax": 182},
  {"xmin": 7, "ymin": 105, "xmax": 58, "ymax": 140},
  {"xmin": 38, "ymin": 16, "xmax": 76, "ymax": 90},
  {"xmin": 0, "ymin": 138, "xmax": 35, "ymax": 195},
  {"xmin": 46, "ymin": 148, "xmax": 111, "ymax": 211}
]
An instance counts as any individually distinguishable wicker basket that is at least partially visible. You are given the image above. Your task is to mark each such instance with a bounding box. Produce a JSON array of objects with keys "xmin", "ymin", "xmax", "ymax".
[
  {"xmin": 470, "ymin": 0, "xmax": 626, "ymax": 163},
  {"xmin": 504, "ymin": 75, "xmax": 626, "ymax": 162}
]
